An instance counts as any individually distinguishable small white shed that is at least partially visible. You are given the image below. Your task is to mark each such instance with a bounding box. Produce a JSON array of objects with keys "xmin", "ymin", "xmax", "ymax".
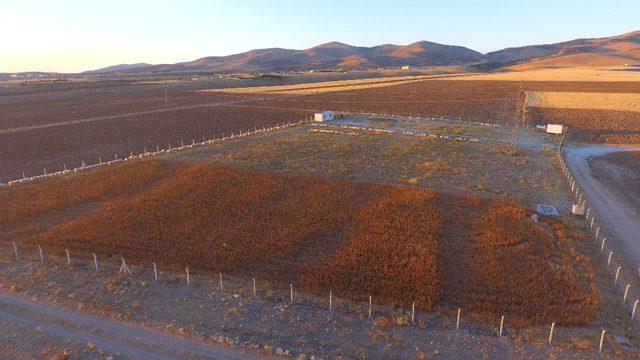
[
  {"xmin": 314, "ymin": 111, "xmax": 335, "ymax": 122},
  {"xmin": 546, "ymin": 124, "xmax": 564, "ymax": 135}
]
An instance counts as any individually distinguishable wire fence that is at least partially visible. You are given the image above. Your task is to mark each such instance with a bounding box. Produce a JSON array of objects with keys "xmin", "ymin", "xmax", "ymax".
[
  {"xmin": 557, "ymin": 149, "xmax": 640, "ymax": 326},
  {"xmin": 0, "ymin": 116, "xmax": 314, "ymax": 188},
  {"xmin": 4, "ymin": 210, "xmax": 627, "ymax": 354},
  {"xmin": 0, "ymin": 114, "xmax": 631, "ymax": 354}
]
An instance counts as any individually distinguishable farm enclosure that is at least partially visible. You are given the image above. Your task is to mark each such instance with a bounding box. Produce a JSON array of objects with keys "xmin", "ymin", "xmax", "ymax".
[
  {"xmin": 1, "ymin": 118, "xmax": 603, "ymax": 328},
  {"xmin": 2, "ymin": 159, "xmax": 598, "ymax": 327},
  {"xmin": 3, "ymin": 76, "xmax": 640, "ymax": 183}
]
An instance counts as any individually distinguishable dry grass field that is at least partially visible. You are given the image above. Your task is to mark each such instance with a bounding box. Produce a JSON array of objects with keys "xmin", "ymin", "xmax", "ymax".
[
  {"xmin": 206, "ymin": 74, "xmax": 462, "ymax": 95},
  {"xmin": 168, "ymin": 118, "xmax": 565, "ymax": 207},
  {"xmin": 450, "ymin": 67, "xmax": 640, "ymax": 82},
  {"xmin": 0, "ymin": 118, "xmax": 602, "ymax": 326},
  {"xmin": 4, "ymin": 117, "xmax": 640, "ymax": 356},
  {"xmin": 2, "ymin": 159, "xmax": 598, "ymax": 326},
  {"xmin": 526, "ymin": 91, "xmax": 640, "ymax": 112}
]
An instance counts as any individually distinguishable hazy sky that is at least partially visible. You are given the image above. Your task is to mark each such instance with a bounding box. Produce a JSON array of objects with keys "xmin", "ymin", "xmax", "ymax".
[{"xmin": 2, "ymin": 0, "xmax": 639, "ymax": 73}]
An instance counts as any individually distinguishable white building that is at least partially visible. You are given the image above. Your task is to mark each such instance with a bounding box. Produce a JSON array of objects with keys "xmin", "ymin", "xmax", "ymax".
[
  {"xmin": 536, "ymin": 124, "xmax": 565, "ymax": 135},
  {"xmin": 314, "ymin": 111, "xmax": 335, "ymax": 122},
  {"xmin": 546, "ymin": 124, "xmax": 564, "ymax": 135}
]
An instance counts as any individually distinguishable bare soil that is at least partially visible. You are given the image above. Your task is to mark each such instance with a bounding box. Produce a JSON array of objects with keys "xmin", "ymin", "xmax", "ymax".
[
  {"xmin": 0, "ymin": 249, "xmax": 636, "ymax": 359},
  {"xmin": 589, "ymin": 151, "xmax": 640, "ymax": 216}
]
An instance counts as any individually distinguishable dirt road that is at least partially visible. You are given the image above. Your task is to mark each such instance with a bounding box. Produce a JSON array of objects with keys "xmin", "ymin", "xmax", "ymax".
[
  {"xmin": 0, "ymin": 291, "xmax": 259, "ymax": 360},
  {"xmin": 0, "ymin": 96, "xmax": 278, "ymax": 135},
  {"xmin": 564, "ymin": 144, "xmax": 640, "ymax": 270}
]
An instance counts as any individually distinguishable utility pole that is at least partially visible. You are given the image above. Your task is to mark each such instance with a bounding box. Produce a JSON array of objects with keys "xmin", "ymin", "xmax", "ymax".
[{"xmin": 164, "ymin": 80, "xmax": 168, "ymax": 106}]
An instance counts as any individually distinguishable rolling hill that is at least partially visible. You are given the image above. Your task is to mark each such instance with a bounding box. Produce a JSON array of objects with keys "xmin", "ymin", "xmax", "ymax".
[
  {"xmin": 86, "ymin": 30, "xmax": 640, "ymax": 74},
  {"xmin": 488, "ymin": 30, "xmax": 640, "ymax": 70}
]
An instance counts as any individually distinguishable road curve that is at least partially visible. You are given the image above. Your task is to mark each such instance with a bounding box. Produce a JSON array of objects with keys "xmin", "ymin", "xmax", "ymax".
[
  {"xmin": 0, "ymin": 291, "xmax": 261, "ymax": 360},
  {"xmin": 564, "ymin": 145, "xmax": 640, "ymax": 267}
]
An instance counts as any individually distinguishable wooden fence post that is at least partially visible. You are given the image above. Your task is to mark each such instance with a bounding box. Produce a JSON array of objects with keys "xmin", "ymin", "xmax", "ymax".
[
  {"xmin": 499, "ymin": 316, "xmax": 504, "ymax": 337},
  {"xmin": 252, "ymin": 278, "xmax": 256, "ymax": 297},
  {"xmin": 219, "ymin": 273, "xmax": 223, "ymax": 291},
  {"xmin": 186, "ymin": 267, "xmax": 190, "ymax": 286},
  {"xmin": 456, "ymin": 308, "xmax": 461, "ymax": 330},
  {"xmin": 92, "ymin": 253, "xmax": 98, "ymax": 271},
  {"xmin": 599, "ymin": 330, "xmax": 606, "ymax": 352},
  {"xmin": 615, "ymin": 266, "xmax": 621, "ymax": 285},
  {"xmin": 368, "ymin": 295, "xmax": 372, "ymax": 317},
  {"xmin": 624, "ymin": 285, "xmax": 631, "ymax": 304},
  {"xmin": 411, "ymin": 302, "xmax": 415, "ymax": 324},
  {"xmin": 11, "ymin": 241, "xmax": 18, "ymax": 258},
  {"xmin": 329, "ymin": 291, "xmax": 333, "ymax": 310},
  {"xmin": 549, "ymin": 322, "xmax": 555, "ymax": 344},
  {"xmin": 37, "ymin": 245, "xmax": 43, "ymax": 261},
  {"xmin": 153, "ymin": 262, "xmax": 158, "ymax": 281},
  {"xmin": 290, "ymin": 283, "xmax": 293, "ymax": 303},
  {"xmin": 632, "ymin": 300, "xmax": 639, "ymax": 320},
  {"xmin": 65, "ymin": 249, "xmax": 71, "ymax": 264}
]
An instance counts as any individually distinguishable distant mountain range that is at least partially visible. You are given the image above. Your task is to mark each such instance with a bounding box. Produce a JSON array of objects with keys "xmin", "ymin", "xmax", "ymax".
[{"xmin": 86, "ymin": 30, "xmax": 640, "ymax": 74}]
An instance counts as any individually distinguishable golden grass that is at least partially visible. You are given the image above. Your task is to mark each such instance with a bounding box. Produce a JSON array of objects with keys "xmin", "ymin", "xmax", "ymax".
[
  {"xmin": 204, "ymin": 74, "xmax": 462, "ymax": 95},
  {"xmin": 526, "ymin": 91, "xmax": 640, "ymax": 112},
  {"xmin": 449, "ymin": 67, "xmax": 640, "ymax": 82}
]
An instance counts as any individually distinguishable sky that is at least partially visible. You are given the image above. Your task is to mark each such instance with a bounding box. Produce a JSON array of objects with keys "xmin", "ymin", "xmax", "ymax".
[{"xmin": 2, "ymin": 0, "xmax": 639, "ymax": 73}]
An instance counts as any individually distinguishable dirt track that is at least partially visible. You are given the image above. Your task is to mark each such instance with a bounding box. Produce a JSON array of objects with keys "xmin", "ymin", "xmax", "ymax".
[
  {"xmin": 0, "ymin": 290, "xmax": 258, "ymax": 360},
  {"xmin": 564, "ymin": 145, "xmax": 640, "ymax": 266},
  {"xmin": 0, "ymin": 96, "xmax": 278, "ymax": 135}
]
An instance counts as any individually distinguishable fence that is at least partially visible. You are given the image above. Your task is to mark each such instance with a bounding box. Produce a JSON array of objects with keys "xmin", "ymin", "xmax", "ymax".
[
  {"xmin": 0, "ymin": 116, "xmax": 314, "ymax": 189},
  {"xmin": 557, "ymin": 149, "xmax": 640, "ymax": 327},
  {"xmin": 5, "ymin": 229, "xmax": 623, "ymax": 354},
  {"xmin": 0, "ymin": 114, "xmax": 630, "ymax": 354},
  {"xmin": 1, "ymin": 112, "xmax": 514, "ymax": 189}
]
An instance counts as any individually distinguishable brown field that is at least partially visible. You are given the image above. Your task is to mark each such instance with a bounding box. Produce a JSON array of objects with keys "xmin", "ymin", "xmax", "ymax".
[
  {"xmin": 234, "ymin": 79, "xmax": 640, "ymax": 143},
  {"xmin": 207, "ymin": 74, "xmax": 461, "ymax": 95},
  {"xmin": 526, "ymin": 91, "xmax": 640, "ymax": 112},
  {"xmin": 236, "ymin": 80, "xmax": 640, "ymax": 122},
  {"xmin": 528, "ymin": 107, "xmax": 640, "ymax": 143},
  {"xmin": 2, "ymin": 76, "xmax": 640, "ymax": 183},
  {"xmin": 450, "ymin": 67, "xmax": 640, "ymax": 82},
  {"xmin": 1, "ymin": 159, "xmax": 598, "ymax": 326},
  {"xmin": 0, "ymin": 105, "xmax": 310, "ymax": 183}
]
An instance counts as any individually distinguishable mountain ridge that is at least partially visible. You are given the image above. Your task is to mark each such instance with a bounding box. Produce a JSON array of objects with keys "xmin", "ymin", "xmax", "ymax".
[{"xmin": 85, "ymin": 30, "xmax": 640, "ymax": 74}]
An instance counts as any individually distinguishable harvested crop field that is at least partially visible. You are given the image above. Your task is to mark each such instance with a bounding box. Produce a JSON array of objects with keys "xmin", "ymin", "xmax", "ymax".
[
  {"xmin": 0, "ymin": 105, "xmax": 310, "ymax": 183},
  {"xmin": 3, "ymin": 78, "xmax": 640, "ymax": 185},
  {"xmin": 528, "ymin": 107, "xmax": 640, "ymax": 143},
  {"xmin": 207, "ymin": 74, "xmax": 456, "ymax": 95},
  {"xmin": 232, "ymin": 80, "xmax": 640, "ymax": 141},
  {"xmin": 526, "ymin": 91, "xmax": 640, "ymax": 112},
  {"xmin": 1, "ymin": 159, "xmax": 598, "ymax": 326}
]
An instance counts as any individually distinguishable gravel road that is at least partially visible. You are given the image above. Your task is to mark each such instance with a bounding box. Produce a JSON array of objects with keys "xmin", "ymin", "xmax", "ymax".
[
  {"xmin": 0, "ymin": 96, "xmax": 277, "ymax": 135},
  {"xmin": 0, "ymin": 291, "xmax": 260, "ymax": 360},
  {"xmin": 564, "ymin": 145, "xmax": 640, "ymax": 267}
]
